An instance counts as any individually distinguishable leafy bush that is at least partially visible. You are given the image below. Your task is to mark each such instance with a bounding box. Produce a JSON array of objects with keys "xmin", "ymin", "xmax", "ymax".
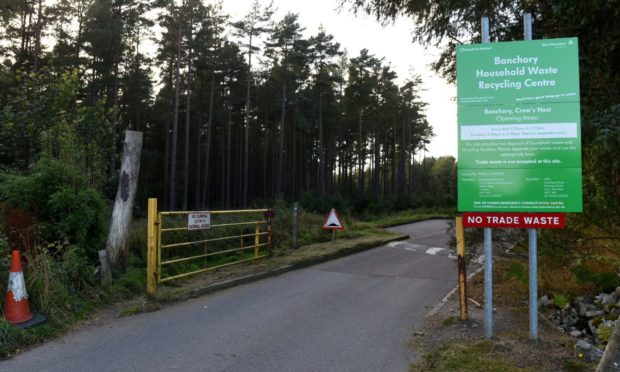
[
  {"xmin": 0, "ymin": 158, "xmax": 108, "ymax": 259},
  {"xmin": 553, "ymin": 293, "xmax": 569, "ymax": 309},
  {"xmin": 572, "ymin": 265, "xmax": 620, "ymax": 293}
]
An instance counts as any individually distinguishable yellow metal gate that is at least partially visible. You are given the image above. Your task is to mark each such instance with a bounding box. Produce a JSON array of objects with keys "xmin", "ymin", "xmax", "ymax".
[{"xmin": 146, "ymin": 198, "xmax": 273, "ymax": 296}]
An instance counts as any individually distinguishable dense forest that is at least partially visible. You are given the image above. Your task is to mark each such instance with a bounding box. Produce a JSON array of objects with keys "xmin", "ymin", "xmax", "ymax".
[
  {"xmin": 0, "ymin": 0, "xmax": 617, "ymax": 264},
  {"xmin": 0, "ymin": 0, "xmax": 456, "ymax": 223}
]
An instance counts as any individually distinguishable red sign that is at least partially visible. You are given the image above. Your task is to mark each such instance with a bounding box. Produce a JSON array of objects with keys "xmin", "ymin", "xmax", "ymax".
[
  {"xmin": 264, "ymin": 210, "xmax": 275, "ymax": 221},
  {"xmin": 462, "ymin": 212, "xmax": 565, "ymax": 229},
  {"xmin": 322, "ymin": 208, "xmax": 344, "ymax": 230}
]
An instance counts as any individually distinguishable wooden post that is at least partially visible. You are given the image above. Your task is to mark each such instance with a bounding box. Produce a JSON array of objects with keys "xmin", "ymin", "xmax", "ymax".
[
  {"xmin": 146, "ymin": 198, "xmax": 158, "ymax": 297},
  {"xmin": 254, "ymin": 223, "xmax": 260, "ymax": 257},
  {"xmin": 267, "ymin": 220, "xmax": 273, "ymax": 253},
  {"xmin": 106, "ymin": 130, "xmax": 143, "ymax": 268},
  {"xmin": 98, "ymin": 250, "xmax": 112, "ymax": 285},
  {"xmin": 293, "ymin": 202, "xmax": 299, "ymax": 249},
  {"xmin": 456, "ymin": 216, "xmax": 468, "ymax": 320}
]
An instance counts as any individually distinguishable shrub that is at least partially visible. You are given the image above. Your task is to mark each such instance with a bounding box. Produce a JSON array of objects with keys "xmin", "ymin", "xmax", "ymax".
[
  {"xmin": 0, "ymin": 158, "xmax": 108, "ymax": 259},
  {"xmin": 572, "ymin": 264, "xmax": 620, "ymax": 293}
]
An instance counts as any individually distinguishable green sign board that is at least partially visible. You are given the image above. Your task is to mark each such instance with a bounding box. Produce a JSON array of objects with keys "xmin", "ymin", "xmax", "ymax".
[{"xmin": 457, "ymin": 38, "xmax": 582, "ymax": 212}]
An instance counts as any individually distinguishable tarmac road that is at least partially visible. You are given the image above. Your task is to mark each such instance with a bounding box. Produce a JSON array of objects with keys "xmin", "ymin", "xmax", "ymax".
[{"xmin": 1, "ymin": 219, "xmax": 455, "ymax": 372}]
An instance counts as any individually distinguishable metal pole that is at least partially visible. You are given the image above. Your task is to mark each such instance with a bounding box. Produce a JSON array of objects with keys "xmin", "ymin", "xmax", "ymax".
[
  {"xmin": 529, "ymin": 228, "xmax": 538, "ymax": 340},
  {"xmin": 523, "ymin": 12, "xmax": 533, "ymax": 40},
  {"xmin": 523, "ymin": 11, "xmax": 538, "ymax": 341},
  {"xmin": 484, "ymin": 227, "xmax": 493, "ymax": 339},
  {"xmin": 481, "ymin": 15, "xmax": 493, "ymax": 339},
  {"xmin": 482, "ymin": 16, "xmax": 490, "ymax": 43}
]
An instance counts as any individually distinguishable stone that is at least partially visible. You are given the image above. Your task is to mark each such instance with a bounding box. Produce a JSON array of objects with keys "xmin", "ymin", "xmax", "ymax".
[
  {"xmin": 589, "ymin": 319, "xmax": 599, "ymax": 336},
  {"xmin": 570, "ymin": 330, "xmax": 583, "ymax": 337},
  {"xmin": 575, "ymin": 339, "xmax": 604, "ymax": 363},
  {"xmin": 597, "ymin": 293, "xmax": 617, "ymax": 306},
  {"xmin": 538, "ymin": 295, "xmax": 554, "ymax": 309},
  {"xmin": 563, "ymin": 307, "xmax": 579, "ymax": 328},
  {"xmin": 614, "ymin": 286, "xmax": 620, "ymax": 298},
  {"xmin": 575, "ymin": 295, "xmax": 595, "ymax": 306},
  {"xmin": 586, "ymin": 309, "xmax": 606, "ymax": 318},
  {"xmin": 579, "ymin": 302, "xmax": 598, "ymax": 317},
  {"xmin": 549, "ymin": 312, "xmax": 563, "ymax": 326}
]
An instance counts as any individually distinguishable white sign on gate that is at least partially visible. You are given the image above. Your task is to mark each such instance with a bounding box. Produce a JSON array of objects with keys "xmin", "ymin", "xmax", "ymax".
[{"xmin": 188, "ymin": 213, "xmax": 211, "ymax": 230}]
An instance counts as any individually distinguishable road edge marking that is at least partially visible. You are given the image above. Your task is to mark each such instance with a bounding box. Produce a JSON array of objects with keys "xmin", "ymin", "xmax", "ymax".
[{"xmin": 427, "ymin": 264, "xmax": 485, "ymax": 317}]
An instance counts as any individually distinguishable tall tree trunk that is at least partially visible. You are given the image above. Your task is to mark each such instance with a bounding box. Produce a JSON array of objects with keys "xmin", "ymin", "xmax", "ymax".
[
  {"xmin": 163, "ymin": 61, "xmax": 172, "ymax": 210},
  {"xmin": 33, "ymin": 0, "xmax": 43, "ymax": 72},
  {"xmin": 202, "ymin": 76, "xmax": 215, "ymax": 208},
  {"xmin": 220, "ymin": 121, "xmax": 225, "ymax": 206},
  {"xmin": 106, "ymin": 131, "xmax": 143, "ymax": 268},
  {"xmin": 397, "ymin": 116, "xmax": 407, "ymax": 197},
  {"xmin": 18, "ymin": 11, "xmax": 27, "ymax": 66},
  {"xmin": 226, "ymin": 107, "xmax": 232, "ymax": 208},
  {"xmin": 133, "ymin": 31, "xmax": 142, "ymax": 131},
  {"xmin": 194, "ymin": 79, "xmax": 205, "ymax": 208},
  {"xmin": 169, "ymin": 10, "xmax": 182, "ymax": 209},
  {"xmin": 373, "ymin": 125, "xmax": 380, "ymax": 198},
  {"xmin": 318, "ymin": 89, "xmax": 325, "ymax": 197},
  {"xmin": 183, "ymin": 33, "xmax": 193, "ymax": 210},
  {"xmin": 391, "ymin": 136, "xmax": 397, "ymax": 195},
  {"xmin": 74, "ymin": 0, "xmax": 86, "ymax": 69},
  {"xmin": 276, "ymin": 80, "xmax": 287, "ymax": 196},
  {"xmin": 292, "ymin": 115, "xmax": 298, "ymax": 200},
  {"xmin": 238, "ymin": 122, "xmax": 244, "ymax": 206},
  {"xmin": 263, "ymin": 128, "xmax": 268, "ymax": 198},
  {"xmin": 243, "ymin": 33, "xmax": 253, "ymax": 207},
  {"xmin": 358, "ymin": 110, "xmax": 364, "ymax": 196},
  {"xmin": 383, "ymin": 145, "xmax": 389, "ymax": 197},
  {"xmin": 194, "ymin": 114, "xmax": 201, "ymax": 208},
  {"xmin": 299, "ymin": 131, "xmax": 304, "ymax": 194}
]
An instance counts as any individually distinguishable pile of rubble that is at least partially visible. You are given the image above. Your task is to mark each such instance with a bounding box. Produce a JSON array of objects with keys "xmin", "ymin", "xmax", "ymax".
[{"xmin": 542, "ymin": 287, "xmax": 620, "ymax": 363}]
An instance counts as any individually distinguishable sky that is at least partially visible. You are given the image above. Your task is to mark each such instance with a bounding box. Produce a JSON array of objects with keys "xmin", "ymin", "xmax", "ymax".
[{"xmin": 222, "ymin": 0, "xmax": 458, "ymax": 159}]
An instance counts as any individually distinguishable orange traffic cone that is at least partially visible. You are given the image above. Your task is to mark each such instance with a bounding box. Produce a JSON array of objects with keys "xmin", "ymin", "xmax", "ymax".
[{"xmin": 3, "ymin": 250, "xmax": 34, "ymax": 324}]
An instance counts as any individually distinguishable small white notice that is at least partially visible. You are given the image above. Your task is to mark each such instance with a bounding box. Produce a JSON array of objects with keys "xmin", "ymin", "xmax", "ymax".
[{"xmin": 188, "ymin": 213, "xmax": 211, "ymax": 230}]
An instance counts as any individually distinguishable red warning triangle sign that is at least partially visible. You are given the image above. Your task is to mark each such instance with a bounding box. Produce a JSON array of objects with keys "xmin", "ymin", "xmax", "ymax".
[{"xmin": 322, "ymin": 208, "xmax": 344, "ymax": 230}]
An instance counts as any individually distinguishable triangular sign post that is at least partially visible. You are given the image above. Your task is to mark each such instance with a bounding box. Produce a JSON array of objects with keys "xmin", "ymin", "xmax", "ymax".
[{"xmin": 322, "ymin": 208, "xmax": 344, "ymax": 231}]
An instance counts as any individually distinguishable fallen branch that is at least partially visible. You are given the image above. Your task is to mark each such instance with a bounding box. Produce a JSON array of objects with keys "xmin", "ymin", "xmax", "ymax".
[{"xmin": 468, "ymin": 298, "xmax": 482, "ymax": 308}]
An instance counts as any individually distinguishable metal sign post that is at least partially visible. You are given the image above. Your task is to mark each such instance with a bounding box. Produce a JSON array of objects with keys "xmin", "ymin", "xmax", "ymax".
[
  {"xmin": 480, "ymin": 15, "xmax": 494, "ymax": 340},
  {"xmin": 523, "ymin": 11, "xmax": 539, "ymax": 342}
]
